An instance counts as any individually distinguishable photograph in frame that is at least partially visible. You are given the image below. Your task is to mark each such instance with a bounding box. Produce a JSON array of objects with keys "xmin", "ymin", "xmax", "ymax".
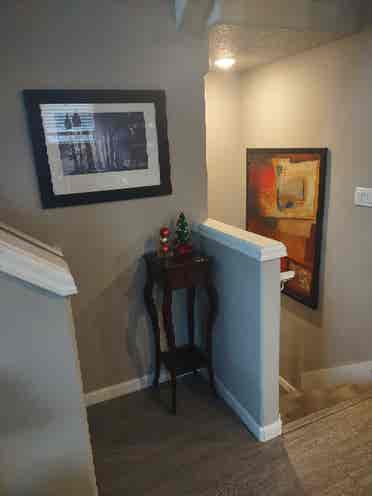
[{"xmin": 23, "ymin": 90, "xmax": 172, "ymax": 208}]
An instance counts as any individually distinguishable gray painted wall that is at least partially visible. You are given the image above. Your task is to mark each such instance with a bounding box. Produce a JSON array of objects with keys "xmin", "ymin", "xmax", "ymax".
[
  {"xmin": 0, "ymin": 273, "xmax": 97, "ymax": 495},
  {"xmin": 260, "ymin": 259, "xmax": 281, "ymax": 425},
  {"xmin": 200, "ymin": 237, "xmax": 280, "ymax": 427},
  {"xmin": 0, "ymin": 0, "xmax": 208, "ymax": 393}
]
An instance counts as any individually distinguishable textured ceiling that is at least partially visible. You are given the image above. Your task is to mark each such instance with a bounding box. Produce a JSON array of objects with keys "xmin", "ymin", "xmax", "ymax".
[{"xmin": 209, "ymin": 23, "xmax": 350, "ymax": 72}]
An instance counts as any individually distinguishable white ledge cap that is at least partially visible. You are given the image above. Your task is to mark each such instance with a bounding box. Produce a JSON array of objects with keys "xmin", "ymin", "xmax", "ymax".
[
  {"xmin": 0, "ymin": 222, "xmax": 77, "ymax": 297},
  {"xmin": 280, "ymin": 270, "xmax": 295, "ymax": 283},
  {"xmin": 198, "ymin": 219, "xmax": 287, "ymax": 262}
]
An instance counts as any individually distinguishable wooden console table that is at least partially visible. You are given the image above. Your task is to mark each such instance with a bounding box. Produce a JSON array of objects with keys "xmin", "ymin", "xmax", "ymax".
[{"xmin": 144, "ymin": 252, "xmax": 218, "ymax": 414}]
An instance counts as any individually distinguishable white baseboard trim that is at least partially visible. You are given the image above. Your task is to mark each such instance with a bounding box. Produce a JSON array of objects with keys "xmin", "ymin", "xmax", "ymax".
[
  {"xmin": 279, "ymin": 376, "xmax": 298, "ymax": 394},
  {"xmin": 301, "ymin": 360, "xmax": 372, "ymax": 391},
  {"xmin": 85, "ymin": 369, "xmax": 169, "ymax": 407},
  {"xmin": 86, "ymin": 370, "xmax": 282, "ymax": 443},
  {"xmin": 214, "ymin": 376, "xmax": 282, "ymax": 442}
]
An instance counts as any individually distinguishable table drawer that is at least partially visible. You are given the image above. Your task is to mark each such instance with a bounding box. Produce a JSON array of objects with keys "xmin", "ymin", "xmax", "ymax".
[{"xmin": 165, "ymin": 264, "xmax": 209, "ymax": 289}]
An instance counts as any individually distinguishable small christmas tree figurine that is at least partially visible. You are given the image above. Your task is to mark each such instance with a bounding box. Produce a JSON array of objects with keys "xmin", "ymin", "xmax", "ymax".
[{"xmin": 174, "ymin": 212, "xmax": 193, "ymax": 256}]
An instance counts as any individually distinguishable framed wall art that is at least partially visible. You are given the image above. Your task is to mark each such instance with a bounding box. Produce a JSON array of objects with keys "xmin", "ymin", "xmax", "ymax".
[
  {"xmin": 246, "ymin": 148, "xmax": 327, "ymax": 308},
  {"xmin": 23, "ymin": 90, "xmax": 172, "ymax": 208}
]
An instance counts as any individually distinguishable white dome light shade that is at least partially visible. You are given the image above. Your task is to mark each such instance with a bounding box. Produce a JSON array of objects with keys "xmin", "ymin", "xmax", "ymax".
[{"xmin": 214, "ymin": 57, "xmax": 236, "ymax": 70}]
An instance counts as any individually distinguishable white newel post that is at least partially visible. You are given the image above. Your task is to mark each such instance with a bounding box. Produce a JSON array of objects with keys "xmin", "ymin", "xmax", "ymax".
[{"xmin": 198, "ymin": 219, "xmax": 287, "ymax": 441}]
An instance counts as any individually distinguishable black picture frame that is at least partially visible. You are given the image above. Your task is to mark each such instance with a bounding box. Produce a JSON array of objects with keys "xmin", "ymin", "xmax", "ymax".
[
  {"xmin": 246, "ymin": 147, "xmax": 328, "ymax": 309},
  {"xmin": 23, "ymin": 89, "xmax": 172, "ymax": 209}
]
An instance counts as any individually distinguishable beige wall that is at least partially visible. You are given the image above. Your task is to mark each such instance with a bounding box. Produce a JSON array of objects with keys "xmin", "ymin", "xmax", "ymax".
[
  {"xmin": 206, "ymin": 29, "xmax": 372, "ymax": 386},
  {"xmin": 205, "ymin": 72, "xmax": 245, "ymax": 229},
  {"xmin": 0, "ymin": 0, "xmax": 208, "ymax": 393},
  {"xmin": 242, "ymin": 28, "xmax": 372, "ymax": 384}
]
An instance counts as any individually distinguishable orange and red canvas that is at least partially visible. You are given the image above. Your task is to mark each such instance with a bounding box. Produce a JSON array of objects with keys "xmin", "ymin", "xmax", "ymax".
[{"xmin": 246, "ymin": 148, "xmax": 327, "ymax": 308}]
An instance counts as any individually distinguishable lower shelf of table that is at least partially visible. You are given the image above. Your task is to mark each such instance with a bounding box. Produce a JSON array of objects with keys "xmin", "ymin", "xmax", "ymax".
[{"xmin": 161, "ymin": 345, "xmax": 208, "ymax": 376}]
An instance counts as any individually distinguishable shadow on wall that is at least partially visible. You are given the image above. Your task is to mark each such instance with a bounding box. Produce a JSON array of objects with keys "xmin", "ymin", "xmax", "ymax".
[
  {"xmin": 126, "ymin": 240, "xmax": 157, "ymax": 383},
  {"xmin": 280, "ymin": 151, "xmax": 333, "ymax": 386},
  {"xmin": 74, "ymin": 237, "xmax": 157, "ymax": 393},
  {"xmin": 74, "ymin": 231, "xmax": 192, "ymax": 394},
  {"xmin": 126, "ymin": 239, "xmax": 190, "ymax": 382}
]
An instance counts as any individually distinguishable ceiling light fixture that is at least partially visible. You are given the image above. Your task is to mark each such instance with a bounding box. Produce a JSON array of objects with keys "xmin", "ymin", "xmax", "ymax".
[{"xmin": 214, "ymin": 57, "xmax": 236, "ymax": 70}]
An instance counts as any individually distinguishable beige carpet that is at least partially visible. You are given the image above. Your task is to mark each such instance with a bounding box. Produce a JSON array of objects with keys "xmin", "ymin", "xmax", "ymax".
[
  {"xmin": 88, "ymin": 375, "xmax": 372, "ymax": 496},
  {"xmin": 280, "ymin": 381, "xmax": 372, "ymax": 431}
]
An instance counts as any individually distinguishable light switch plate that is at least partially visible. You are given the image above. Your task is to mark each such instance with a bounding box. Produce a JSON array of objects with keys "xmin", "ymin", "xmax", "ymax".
[{"xmin": 354, "ymin": 187, "xmax": 372, "ymax": 207}]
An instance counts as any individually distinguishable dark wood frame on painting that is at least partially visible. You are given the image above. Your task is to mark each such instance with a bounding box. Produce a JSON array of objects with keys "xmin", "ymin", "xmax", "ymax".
[
  {"xmin": 23, "ymin": 89, "xmax": 172, "ymax": 209},
  {"xmin": 246, "ymin": 148, "xmax": 328, "ymax": 309}
]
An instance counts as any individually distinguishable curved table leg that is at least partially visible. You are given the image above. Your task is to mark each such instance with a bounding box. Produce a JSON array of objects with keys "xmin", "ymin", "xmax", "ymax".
[
  {"xmin": 206, "ymin": 281, "xmax": 218, "ymax": 395},
  {"xmin": 162, "ymin": 288, "xmax": 177, "ymax": 414},
  {"xmin": 187, "ymin": 287, "xmax": 197, "ymax": 374},
  {"xmin": 144, "ymin": 275, "xmax": 161, "ymax": 388}
]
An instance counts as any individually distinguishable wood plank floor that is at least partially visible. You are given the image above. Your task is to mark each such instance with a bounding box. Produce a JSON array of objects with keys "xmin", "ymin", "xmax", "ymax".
[{"xmin": 88, "ymin": 375, "xmax": 372, "ymax": 496}]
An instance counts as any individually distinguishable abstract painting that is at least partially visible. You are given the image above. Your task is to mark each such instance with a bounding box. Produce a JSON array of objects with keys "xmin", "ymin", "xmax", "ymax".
[
  {"xmin": 246, "ymin": 148, "xmax": 327, "ymax": 308},
  {"xmin": 23, "ymin": 90, "xmax": 172, "ymax": 208}
]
